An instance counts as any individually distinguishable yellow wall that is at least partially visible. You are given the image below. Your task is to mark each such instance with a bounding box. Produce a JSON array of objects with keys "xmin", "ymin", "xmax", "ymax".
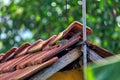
[{"xmin": 47, "ymin": 69, "xmax": 83, "ymax": 80}]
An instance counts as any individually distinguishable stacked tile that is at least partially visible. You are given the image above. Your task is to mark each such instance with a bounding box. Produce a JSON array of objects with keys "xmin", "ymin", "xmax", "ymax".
[{"xmin": 0, "ymin": 21, "xmax": 92, "ymax": 80}]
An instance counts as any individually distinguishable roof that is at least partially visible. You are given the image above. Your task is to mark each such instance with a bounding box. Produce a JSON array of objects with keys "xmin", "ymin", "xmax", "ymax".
[{"xmin": 0, "ymin": 21, "xmax": 113, "ymax": 80}]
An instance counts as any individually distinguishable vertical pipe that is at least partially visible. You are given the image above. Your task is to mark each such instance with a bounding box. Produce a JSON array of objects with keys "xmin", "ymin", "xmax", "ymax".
[
  {"xmin": 66, "ymin": 0, "xmax": 69, "ymax": 23},
  {"xmin": 82, "ymin": 0, "xmax": 87, "ymax": 80}
]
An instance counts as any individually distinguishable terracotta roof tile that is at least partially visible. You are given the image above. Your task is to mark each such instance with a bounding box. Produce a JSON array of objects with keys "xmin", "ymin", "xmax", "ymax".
[
  {"xmin": 14, "ymin": 42, "xmax": 31, "ymax": 57},
  {"xmin": 0, "ymin": 21, "xmax": 113, "ymax": 79},
  {"xmin": 16, "ymin": 51, "xmax": 48, "ymax": 69},
  {"xmin": 87, "ymin": 41, "xmax": 113, "ymax": 57},
  {"xmin": 28, "ymin": 35, "xmax": 56, "ymax": 53},
  {"xmin": 0, "ymin": 54, "xmax": 4, "ymax": 61},
  {"xmin": 1, "ymin": 47, "xmax": 18, "ymax": 62},
  {"xmin": 0, "ymin": 54, "xmax": 29, "ymax": 73},
  {"xmin": 0, "ymin": 57, "xmax": 58, "ymax": 80}
]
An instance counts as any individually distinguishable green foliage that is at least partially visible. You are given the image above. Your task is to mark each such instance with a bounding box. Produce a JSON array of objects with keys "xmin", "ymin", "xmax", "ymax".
[
  {"xmin": 0, "ymin": 0, "xmax": 120, "ymax": 53},
  {"xmin": 87, "ymin": 55, "xmax": 120, "ymax": 80}
]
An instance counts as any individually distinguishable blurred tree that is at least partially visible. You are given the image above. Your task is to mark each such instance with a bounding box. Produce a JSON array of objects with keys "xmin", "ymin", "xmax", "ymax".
[{"xmin": 0, "ymin": 0, "xmax": 120, "ymax": 54}]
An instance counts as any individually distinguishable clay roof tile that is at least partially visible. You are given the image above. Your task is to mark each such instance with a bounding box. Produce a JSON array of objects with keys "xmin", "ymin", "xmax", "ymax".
[{"xmin": 0, "ymin": 21, "xmax": 113, "ymax": 80}]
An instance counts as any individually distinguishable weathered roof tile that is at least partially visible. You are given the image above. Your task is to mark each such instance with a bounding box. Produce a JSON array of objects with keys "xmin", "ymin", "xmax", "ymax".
[
  {"xmin": 1, "ymin": 47, "xmax": 18, "ymax": 62},
  {"xmin": 0, "ymin": 21, "xmax": 113, "ymax": 80}
]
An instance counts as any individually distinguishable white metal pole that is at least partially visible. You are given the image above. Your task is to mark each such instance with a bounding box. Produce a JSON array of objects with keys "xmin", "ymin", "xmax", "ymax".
[{"xmin": 82, "ymin": 0, "xmax": 87, "ymax": 80}]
